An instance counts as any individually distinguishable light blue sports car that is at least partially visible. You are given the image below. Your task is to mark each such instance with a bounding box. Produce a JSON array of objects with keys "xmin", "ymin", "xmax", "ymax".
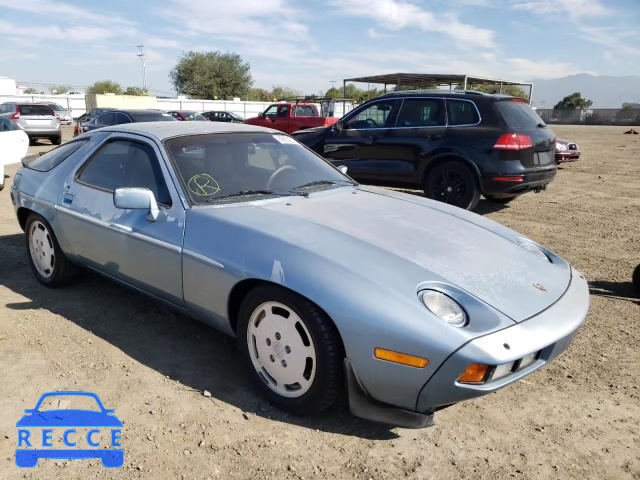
[{"xmin": 10, "ymin": 122, "xmax": 589, "ymax": 428}]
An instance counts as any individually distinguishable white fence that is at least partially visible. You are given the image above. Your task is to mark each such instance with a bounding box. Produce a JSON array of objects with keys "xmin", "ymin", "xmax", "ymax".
[{"xmin": 0, "ymin": 94, "xmax": 354, "ymax": 120}]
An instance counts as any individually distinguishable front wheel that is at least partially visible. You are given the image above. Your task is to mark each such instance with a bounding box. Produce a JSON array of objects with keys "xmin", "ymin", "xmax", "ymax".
[
  {"xmin": 238, "ymin": 285, "xmax": 344, "ymax": 414},
  {"xmin": 25, "ymin": 213, "xmax": 78, "ymax": 287},
  {"xmin": 424, "ymin": 161, "xmax": 480, "ymax": 210}
]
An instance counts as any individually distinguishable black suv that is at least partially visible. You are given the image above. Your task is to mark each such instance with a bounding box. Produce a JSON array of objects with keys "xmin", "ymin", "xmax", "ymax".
[
  {"xmin": 293, "ymin": 90, "xmax": 557, "ymax": 210},
  {"xmin": 80, "ymin": 109, "xmax": 175, "ymax": 134}
]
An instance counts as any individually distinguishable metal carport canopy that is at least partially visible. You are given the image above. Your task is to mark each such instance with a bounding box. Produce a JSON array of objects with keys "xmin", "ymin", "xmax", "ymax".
[{"xmin": 343, "ymin": 73, "xmax": 533, "ymax": 103}]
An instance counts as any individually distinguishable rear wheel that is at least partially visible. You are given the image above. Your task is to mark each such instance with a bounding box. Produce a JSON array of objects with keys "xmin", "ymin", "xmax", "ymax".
[
  {"xmin": 238, "ymin": 285, "xmax": 343, "ymax": 414},
  {"xmin": 633, "ymin": 264, "xmax": 640, "ymax": 293},
  {"xmin": 51, "ymin": 135, "xmax": 62, "ymax": 145},
  {"xmin": 25, "ymin": 213, "xmax": 78, "ymax": 287},
  {"xmin": 424, "ymin": 160, "xmax": 480, "ymax": 210}
]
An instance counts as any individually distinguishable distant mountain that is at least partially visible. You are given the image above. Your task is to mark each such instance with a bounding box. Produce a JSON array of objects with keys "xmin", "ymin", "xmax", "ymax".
[{"xmin": 529, "ymin": 74, "xmax": 640, "ymax": 109}]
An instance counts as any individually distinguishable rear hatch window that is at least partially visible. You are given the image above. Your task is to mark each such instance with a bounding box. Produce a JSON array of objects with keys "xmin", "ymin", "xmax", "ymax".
[
  {"xmin": 24, "ymin": 139, "xmax": 88, "ymax": 171},
  {"xmin": 18, "ymin": 105, "xmax": 54, "ymax": 116},
  {"xmin": 495, "ymin": 101, "xmax": 545, "ymax": 129}
]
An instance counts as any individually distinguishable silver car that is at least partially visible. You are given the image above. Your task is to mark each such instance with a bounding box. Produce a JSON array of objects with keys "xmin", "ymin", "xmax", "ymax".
[
  {"xmin": 0, "ymin": 102, "xmax": 61, "ymax": 145},
  {"xmin": 47, "ymin": 102, "xmax": 73, "ymax": 125},
  {"xmin": 10, "ymin": 122, "xmax": 589, "ymax": 428}
]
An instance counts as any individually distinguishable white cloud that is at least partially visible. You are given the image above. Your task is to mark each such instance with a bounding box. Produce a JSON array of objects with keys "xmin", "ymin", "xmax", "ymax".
[
  {"xmin": 512, "ymin": 0, "xmax": 612, "ymax": 19},
  {"xmin": 328, "ymin": 0, "xmax": 495, "ymax": 49},
  {"xmin": 0, "ymin": 0, "xmax": 134, "ymax": 25},
  {"xmin": 577, "ymin": 26, "xmax": 640, "ymax": 57},
  {"xmin": 367, "ymin": 28, "xmax": 394, "ymax": 39}
]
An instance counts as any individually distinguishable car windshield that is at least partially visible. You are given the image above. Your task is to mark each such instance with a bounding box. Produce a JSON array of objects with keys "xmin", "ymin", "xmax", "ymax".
[
  {"xmin": 184, "ymin": 112, "xmax": 206, "ymax": 121},
  {"xmin": 48, "ymin": 104, "xmax": 66, "ymax": 111},
  {"xmin": 130, "ymin": 112, "xmax": 176, "ymax": 122},
  {"xmin": 37, "ymin": 394, "xmax": 101, "ymax": 412},
  {"xmin": 165, "ymin": 133, "xmax": 354, "ymax": 205},
  {"xmin": 228, "ymin": 112, "xmax": 243, "ymax": 120}
]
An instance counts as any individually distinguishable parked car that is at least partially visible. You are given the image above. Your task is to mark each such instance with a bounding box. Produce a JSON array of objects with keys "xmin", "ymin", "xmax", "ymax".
[
  {"xmin": 47, "ymin": 102, "xmax": 72, "ymax": 125},
  {"xmin": 293, "ymin": 91, "xmax": 558, "ymax": 210},
  {"xmin": 167, "ymin": 111, "xmax": 207, "ymax": 121},
  {"xmin": 245, "ymin": 102, "xmax": 339, "ymax": 134},
  {"xmin": 74, "ymin": 108, "xmax": 117, "ymax": 137},
  {"xmin": 79, "ymin": 109, "xmax": 176, "ymax": 134},
  {"xmin": 202, "ymin": 111, "xmax": 244, "ymax": 123},
  {"xmin": 555, "ymin": 138, "xmax": 580, "ymax": 163},
  {"xmin": 0, "ymin": 102, "xmax": 61, "ymax": 145},
  {"xmin": 10, "ymin": 122, "xmax": 588, "ymax": 428},
  {"xmin": 0, "ymin": 117, "xmax": 29, "ymax": 191}
]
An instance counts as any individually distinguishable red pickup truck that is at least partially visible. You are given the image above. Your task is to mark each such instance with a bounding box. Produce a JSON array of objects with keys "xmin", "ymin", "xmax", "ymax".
[{"xmin": 244, "ymin": 103, "xmax": 338, "ymax": 134}]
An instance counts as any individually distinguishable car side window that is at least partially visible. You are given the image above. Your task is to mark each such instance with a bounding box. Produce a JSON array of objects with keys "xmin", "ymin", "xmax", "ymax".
[
  {"xmin": 264, "ymin": 105, "xmax": 278, "ymax": 119},
  {"xmin": 116, "ymin": 113, "xmax": 132, "ymax": 124},
  {"xmin": 446, "ymin": 100, "xmax": 480, "ymax": 126},
  {"xmin": 28, "ymin": 139, "xmax": 89, "ymax": 171},
  {"xmin": 277, "ymin": 106, "xmax": 289, "ymax": 118},
  {"xmin": 97, "ymin": 113, "xmax": 117, "ymax": 126},
  {"xmin": 344, "ymin": 100, "xmax": 397, "ymax": 129},
  {"xmin": 396, "ymin": 99, "xmax": 445, "ymax": 127},
  {"xmin": 76, "ymin": 139, "xmax": 172, "ymax": 206}
]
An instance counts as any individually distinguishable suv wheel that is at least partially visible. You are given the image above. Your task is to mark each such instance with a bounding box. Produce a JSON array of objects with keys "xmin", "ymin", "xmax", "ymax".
[
  {"xmin": 238, "ymin": 285, "xmax": 344, "ymax": 414},
  {"xmin": 424, "ymin": 161, "xmax": 480, "ymax": 210},
  {"xmin": 50, "ymin": 135, "xmax": 62, "ymax": 145}
]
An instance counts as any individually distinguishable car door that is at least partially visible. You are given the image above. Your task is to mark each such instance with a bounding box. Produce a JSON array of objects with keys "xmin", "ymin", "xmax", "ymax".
[
  {"xmin": 321, "ymin": 99, "xmax": 400, "ymax": 181},
  {"xmin": 383, "ymin": 97, "xmax": 448, "ymax": 184},
  {"xmin": 56, "ymin": 134, "xmax": 186, "ymax": 305}
]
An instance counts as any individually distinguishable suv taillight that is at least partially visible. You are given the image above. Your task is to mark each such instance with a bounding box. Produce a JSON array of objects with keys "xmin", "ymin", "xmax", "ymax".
[
  {"xmin": 11, "ymin": 106, "xmax": 19, "ymax": 120},
  {"xmin": 493, "ymin": 133, "xmax": 533, "ymax": 150},
  {"xmin": 56, "ymin": 115, "xmax": 60, "ymax": 120}
]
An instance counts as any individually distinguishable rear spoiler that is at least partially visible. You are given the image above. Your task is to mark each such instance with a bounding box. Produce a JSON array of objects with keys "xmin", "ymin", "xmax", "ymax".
[{"xmin": 21, "ymin": 152, "xmax": 45, "ymax": 168}]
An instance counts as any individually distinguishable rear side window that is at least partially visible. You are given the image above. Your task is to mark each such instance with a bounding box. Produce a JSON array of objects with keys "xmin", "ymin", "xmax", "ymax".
[
  {"xmin": 76, "ymin": 139, "xmax": 171, "ymax": 206},
  {"xmin": 495, "ymin": 101, "xmax": 545, "ymax": 129},
  {"xmin": 447, "ymin": 100, "xmax": 480, "ymax": 125},
  {"xmin": 293, "ymin": 106, "xmax": 317, "ymax": 117},
  {"xmin": 27, "ymin": 140, "xmax": 88, "ymax": 172},
  {"xmin": 396, "ymin": 99, "xmax": 445, "ymax": 127},
  {"xmin": 97, "ymin": 112, "xmax": 117, "ymax": 126},
  {"xmin": 18, "ymin": 105, "xmax": 54, "ymax": 116}
]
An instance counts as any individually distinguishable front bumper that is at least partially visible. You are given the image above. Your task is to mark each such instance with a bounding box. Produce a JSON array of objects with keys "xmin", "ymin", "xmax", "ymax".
[
  {"xmin": 346, "ymin": 268, "xmax": 588, "ymax": 427},
  {"xmin": 556, "ymin": 151, "xmax": 580, "ymax": 163}
]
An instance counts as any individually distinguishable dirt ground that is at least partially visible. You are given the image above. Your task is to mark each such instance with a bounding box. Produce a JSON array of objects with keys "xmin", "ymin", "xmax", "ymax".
[{"xmin": 0, "ymin": 125, "xmax": 638, "ymax": 480}]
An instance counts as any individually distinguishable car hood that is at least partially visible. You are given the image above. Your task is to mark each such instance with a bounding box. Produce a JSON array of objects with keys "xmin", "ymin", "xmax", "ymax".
[
  {"xmin": 255, "ymin": 187, "xmax": 571, "ymax": 322},
  {"xmin": 16, "ymin": 410, "xmax": 122, "ymax": 427}
]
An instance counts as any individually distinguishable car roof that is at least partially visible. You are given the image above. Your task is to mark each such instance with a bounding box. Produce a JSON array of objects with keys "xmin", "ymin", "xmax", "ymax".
[
  {"xmin": 99, "ymin": 121, "xmax": 281, "ymax": 141},
  {"xmin": 378, "ymin": 89, "xmax": 520, "ymax": 101},
  {"xmin": 105, "ymin": 109, "xmax": 166, "ymax": 115}
]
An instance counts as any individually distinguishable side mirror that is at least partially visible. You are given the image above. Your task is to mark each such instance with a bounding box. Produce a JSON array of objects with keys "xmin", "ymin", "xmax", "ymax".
[
  {"xmin": 334, "ymin": 120, "xmax": 343, "ymax": 132},
  {"xmin": 258, "ymin": 112, "xmax": 265, "ymax": 118},
  {"xmin": 338, "ymin": 165, "xmax": 348, "ymax": 175},
  {"xmin": 113, "ymin": 188, "xmax": 159, "ymax": 222}
]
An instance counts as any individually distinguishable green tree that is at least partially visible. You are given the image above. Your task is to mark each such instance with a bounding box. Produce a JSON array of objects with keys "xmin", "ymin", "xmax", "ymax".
[
  {"xmin": 461, "ymin": 83, "xmax": 529, "ymax": 100},
  {"xmin": 124, "ymin": 86, "xmax": 145, "ymax": 96},
  {"xmin": 170, "ymin": 50, "xmax": 253, "ymax": 99},
  {"xmin": 271, "ymin": 85, "xmax": 301, "ymax": 100},
  {"xmin": 325, "ymin": 87, "xmax": 342, "ymax": 99},
  {"xmin": 246, "ymin": 88, "xmax": 272, "ymax": 101},
  {"xmin": 87, "ymin": 80, "xmax": 122, "ymax": 95},
  {"xmin": 50, "ymin": 85, "xmax": 70, "ymax": 94},
  {"xmin": 23, "ymin": 87, "xmax": 39, "ymax": 94},
  {"xmin": 553, "ymin": 92, "xmax": 593, "ymax": 110}
]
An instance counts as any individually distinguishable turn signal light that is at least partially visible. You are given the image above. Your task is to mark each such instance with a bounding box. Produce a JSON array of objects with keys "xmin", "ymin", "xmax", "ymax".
[
  {"xmin": 458, "ymin": 363, "xmax": 489, "ymax": 383},
  {"xmin": 493, "ymin": 133, "xmax": 534, "ymax": 150},
  {"xmin": 374, "ymin": 348, "xmax": 428, "ymax": 368}
]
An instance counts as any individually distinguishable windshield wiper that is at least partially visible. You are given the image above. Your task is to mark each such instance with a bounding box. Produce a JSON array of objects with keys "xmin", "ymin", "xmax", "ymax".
[
  {"xmin": 293, "ymin": 179, "xmax": 357, "ymax": 191},
  {"xmin": 206, "ymin": 189, "xmax": 308, "ymax": 202}
]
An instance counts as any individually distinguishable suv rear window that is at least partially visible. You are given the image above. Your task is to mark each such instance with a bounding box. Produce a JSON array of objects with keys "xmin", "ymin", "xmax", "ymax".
[
  {"xmin": 26, "ymin": 139, "xmax": 88, "ymax": 172},
  {"xmin": 18, "ymin": 105, "xmax": 55, "ymax": 116},
  {"xmin": 495, "ymin": 101, "xmax": 545, "ymax": 129}
]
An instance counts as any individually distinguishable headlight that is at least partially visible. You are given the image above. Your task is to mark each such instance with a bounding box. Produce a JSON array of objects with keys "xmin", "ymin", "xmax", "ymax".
[
  {"xmin": 516, "ymin": 238, "xmax": 551, "ymax": 262},
  {"xmin": 556, "ymin": 142, "xmax": 567, "ymax": 151},
  {"xmin": 420, "ymin": 290, "xmax": 467, "ymax": 327}
]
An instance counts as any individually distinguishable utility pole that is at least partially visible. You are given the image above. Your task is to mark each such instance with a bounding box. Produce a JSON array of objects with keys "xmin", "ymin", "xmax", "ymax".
[
  {"xmin": 330, "ymin": 80, "xmax": 336, "ymax": 89},
  {"xmin": 137, "ymin": 45, "xmax": 147, "ymax": 93}
]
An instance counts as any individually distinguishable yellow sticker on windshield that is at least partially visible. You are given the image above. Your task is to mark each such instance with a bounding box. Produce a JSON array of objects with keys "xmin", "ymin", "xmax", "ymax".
[{"xmin": 188, "ymin": 174, "xmax": 221, "ymax": 196}]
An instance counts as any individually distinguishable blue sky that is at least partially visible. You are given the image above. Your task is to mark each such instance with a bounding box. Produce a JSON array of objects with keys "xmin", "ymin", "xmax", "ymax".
[{"xmin": 1, "ymin": 0, "xmax": 639, "ymax": 96}]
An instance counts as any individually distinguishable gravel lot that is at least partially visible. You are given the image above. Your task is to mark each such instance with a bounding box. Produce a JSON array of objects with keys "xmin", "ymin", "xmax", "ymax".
[{"xmin": 0, "ymin": 125, "xmax": 638, "ymax": 480}]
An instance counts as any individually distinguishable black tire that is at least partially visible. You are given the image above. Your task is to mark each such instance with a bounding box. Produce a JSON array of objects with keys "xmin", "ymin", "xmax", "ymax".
[
  {"xmin": 25, "ymin": 213, "xmax": 78, "ymax": 287},
  {"xmin": 29, "ymin": 138, "xmax": 37, "ymax": 146},
  {"xmin": 51, "ymin": 135, "xmax": 62, "ymax": 145},
  {"xmin": 237, "ymin": 285, "xmax": 344, "ymax": 415},
  {"xmin": 424, "ymin": 160, "xmax": 480, "ymax": 210},
  {"xmin": 633, "ymin": 264, "xmax": 640, "ymax": 293},
  {"xmin": 485, "ymin": 194, "xmax": 518, "ymax": 204}
]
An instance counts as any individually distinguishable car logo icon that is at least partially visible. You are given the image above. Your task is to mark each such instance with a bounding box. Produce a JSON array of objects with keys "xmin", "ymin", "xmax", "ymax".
[
  {"xmin": 15, "ymin": 391, "xmax": 123, "ymax": 468},
  {"xmin": 533, "ymin": 283, "xmax": 547, "ymax": 292}
]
